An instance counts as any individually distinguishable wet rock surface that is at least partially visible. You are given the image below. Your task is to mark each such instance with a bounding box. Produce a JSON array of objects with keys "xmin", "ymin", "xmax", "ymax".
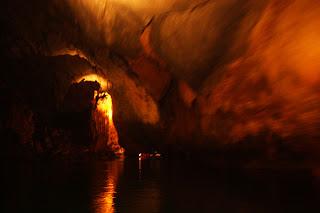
[{"xmin": 1, "ymin": 0, "xmax": 320, "ymax": 166}]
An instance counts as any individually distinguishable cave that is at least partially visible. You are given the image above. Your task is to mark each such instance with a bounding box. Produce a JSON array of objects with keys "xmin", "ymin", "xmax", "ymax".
[{"xmin": 1, "ymin": 0, "xmax": 320, "ymax": 212}]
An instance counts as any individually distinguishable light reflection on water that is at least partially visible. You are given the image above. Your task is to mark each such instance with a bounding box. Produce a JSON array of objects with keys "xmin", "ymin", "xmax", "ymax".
[
  {"xmin": 3, "ymin": 158, "xmax": 320, "ymax": 212},
  {"xmin": 93, "ymin": 159, "xmax": 123, "ymax": 213},
  {"xmin": 93, "ymin": 158, "xmax": 161, "ymax": 213},
  {"xmin": 92, "ymin": 159, "xmax": 320, "ymax": 213}
]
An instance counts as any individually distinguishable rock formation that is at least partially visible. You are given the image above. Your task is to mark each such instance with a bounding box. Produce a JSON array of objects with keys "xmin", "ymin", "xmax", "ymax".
[{"xmin": 1, "ymin": 0, "xmax": 320, "ymax": 165}]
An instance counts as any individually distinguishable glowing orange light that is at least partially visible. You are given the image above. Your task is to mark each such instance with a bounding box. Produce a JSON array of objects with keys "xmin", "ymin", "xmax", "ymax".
[
  {"xmin": 94, "ymin": 160, "xmax": 124, "ymax": 213},
  {"xmin": 75, "ymin": 74, "xmax": 111, "ymax": 90},
  {"xmin": 75, "ymin": 74, "xmax": 123, "ymax": 154},
  {"xmin": 95, "ymin": 91, "xmax": 124, "ymax": 155},
  {"xmin": 96, "ymin": 92, "xmax": 114, "ymax": 122}
]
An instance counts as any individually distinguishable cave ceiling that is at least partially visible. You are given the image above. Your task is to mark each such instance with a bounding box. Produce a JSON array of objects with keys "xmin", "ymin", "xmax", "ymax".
[{"xmin": 1, "ymin": 0, "xmax": 320, "ymax": 149}]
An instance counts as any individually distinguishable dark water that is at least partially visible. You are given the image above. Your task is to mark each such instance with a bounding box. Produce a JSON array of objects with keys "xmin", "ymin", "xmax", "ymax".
[{"xmin": 3, "ymin": 157, "xmax": 320, "ymax": 212}]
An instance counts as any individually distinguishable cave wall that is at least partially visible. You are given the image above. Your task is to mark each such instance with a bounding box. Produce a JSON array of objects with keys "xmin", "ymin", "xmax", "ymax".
[{"xmin": 1, "ymin": 0, "xmax": 320, "ymax": 162}]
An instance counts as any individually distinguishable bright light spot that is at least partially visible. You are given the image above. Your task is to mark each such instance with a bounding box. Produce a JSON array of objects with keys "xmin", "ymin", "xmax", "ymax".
[
  {"xmin": 75, "ymin": 74, "xmax": 111, "ymax": 90},
  {"xmin": 95, "ymin": 91, "xmax": 122, "ymax": 153},
  {"xmin": 76, "ymin": 74, "xmax": 123, "ymax": 154},
  {"xmin": 96, "ymin": 91, "xmax": 114, "ymax": 121}
]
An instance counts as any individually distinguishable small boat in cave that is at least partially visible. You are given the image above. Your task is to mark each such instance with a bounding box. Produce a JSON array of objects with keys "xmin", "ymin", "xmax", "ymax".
[{"xmin": 138, "ymin": 152, "xmax": 161, "ymax": 160}]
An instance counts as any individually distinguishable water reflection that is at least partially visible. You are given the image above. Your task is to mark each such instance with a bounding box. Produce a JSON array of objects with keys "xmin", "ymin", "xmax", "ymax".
[
  {"xmin": 3, "ymin": 158, "xmax": 320, "ymax": 212},
  {"xmin": 92, "ymin": 159, "xmax": 124, "ymax": 213},
  {"xmin": 92, "ymin": 158, "xmax": 162, "ymax": 213},
  {"xmin": 115, "ymin": 158, "xmax": 161, "ymax": 213}
]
